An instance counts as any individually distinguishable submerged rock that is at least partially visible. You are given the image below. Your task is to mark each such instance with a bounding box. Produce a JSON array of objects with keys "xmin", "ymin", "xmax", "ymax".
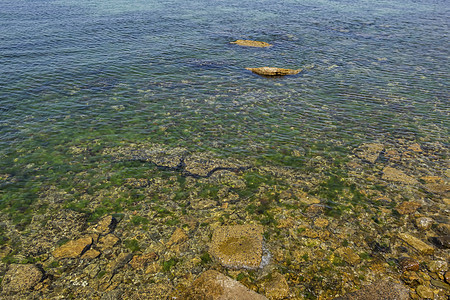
[
  {"xmin": 52, "ymin": 236, "xmax": 93, "ymax": 259},
  {"xmin": 354, "ymin": 143, "xmax": 384, "ymax": 163},
  {"xmin": 184, "ymin": 270, "xmax": 268, "ymax": 299},
  {"xmin": 2, "ymin": 264, "xmax": 44, "ymax": 294},
  {"xmin": 183, "ymin": 153, "xmax": 249, "ymax": 177},
  {"xmin": 382, "ymin": 166, "xmax": 418, "ymax": 185},
  {"xmin": 395, "ymin": 201, "xmax": 421, "ymax": 215},
  {"xmin": 209, "ymin": 224, "xmax": 264, "ymax": 269},
  {"xmin": 334, "ymin": 279, "xmax": 409, "ymax": 300},
  {"xmin": 398, "ymin": 233, "xmax": 434, "ymax": 255},
  {"xmin": 231, "ymin": 39, "xmax": 272, "ymax": 47},
  {"xmin": 260, "ymin": 272, "xmax": 290, "ymax": 299},
  {"xmin": 398, "ymin": 257, "xmax": 420, "ymax": 272},
  {"xmin": 246, "ymin": 67, "xmax": 302, "ymax": 76}
]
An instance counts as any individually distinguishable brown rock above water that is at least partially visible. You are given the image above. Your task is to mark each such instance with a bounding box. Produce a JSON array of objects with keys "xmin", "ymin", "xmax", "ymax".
[
  {"xmin": 334, "ymin": 279, "xmax": 409, "ymax": 300},
  {"xmin": 184, "ymin": 270, "xmax": 268, "ymax": 300},
  {"xmin": 209, "ymin": 224, "xmax": 264, "ymax": 269},
  {"xmin": 246, "ymin": 67, "xmax": 302, "ymax": 76},
  {"xmin": 52, "ymin": 236, "xmax": 93, "ymax": 259},
  {"xmin": 231, "ymin": 39, "xmax": 272, "ymax": 47},
  {"xmin": 2, "ymin": 264, "xmax": 44, "ymax": 294}
]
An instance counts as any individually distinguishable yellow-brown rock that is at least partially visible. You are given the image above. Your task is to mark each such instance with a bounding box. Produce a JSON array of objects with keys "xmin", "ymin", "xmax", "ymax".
[
  {"xmin": 81, "ymin": 249, "xmax": 101, "ymax": 260},
  {"xmin": 97, "ymin": 234, "xmax": 120, "ymax": 251},
  {"xmin": 231, "ymin": 39, "xmax": 272, "ymax": 47},
  {"xmin": 130, "ymin": 252, "xmax": 158, "ymax": 269},
  {"xmin": 398, "ymin": 233, "xmax": 435, "ymax": 255},
  {"xmin": 52, "ymin": 236, "xmax": 93, "ymax": 259},
  {"xmin": 246, "ymin": 67, "xmax": 302, "ymax": 76},
  {"xmin": 210, "ymin": 224, "xmax": 264, "ymax": 269},
  {"xmin": 184, "ymin": 270, "xmax": 268, "ymax": 299},
  {"xmin": 382, "ymin": 167, "xmax": 418, "ymax": 185},
  {"xmin": 335, "ymin": 247, "xmax": 361, "ymax": 264},
  {"xmin": 167, "ymin": 227, "xmax": 188, "ymax": 247},
  {"xmin": 261, "ymin": 272, "xmax": 290, "ymax": 299},
  {"xmin": 396, "ymin": 201, "xmax": 421, "ymax": 215}
]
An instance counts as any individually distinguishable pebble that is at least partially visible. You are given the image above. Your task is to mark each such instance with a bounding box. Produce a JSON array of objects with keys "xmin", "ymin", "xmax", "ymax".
[
  {"xmin": 416, "ymin": 285, "xmax": 434, "ymax": 299},
  {"xmin": 396, "ymin": 201, "xmax": 421, "ymax": 215},
  {"xmin": 428, "ymin": 260, "xmax": 448, "ymax": 273},
  {"xmin": 334, "ymin": 279, "xmax": 409, "ymax": 300},
  {"xmin": 415, "ymin": 217, "xmax": 434, "ymax": 230},
  {"xmin": 398, "ymin": 257, "xmax": 420, "ymax": 272},
  {"xmin": 261, "ymin": 272, "xmax": 290, "ymax": 299},
  {"xmin": 382, "ymin": 167, "xmax": 418, "ymax": 185}
]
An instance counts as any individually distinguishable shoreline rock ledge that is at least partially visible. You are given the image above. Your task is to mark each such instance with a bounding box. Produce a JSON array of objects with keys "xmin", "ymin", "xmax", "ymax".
[{"xmin": 246, "ymin": 67, "xmax": 302, "ymax": 76}]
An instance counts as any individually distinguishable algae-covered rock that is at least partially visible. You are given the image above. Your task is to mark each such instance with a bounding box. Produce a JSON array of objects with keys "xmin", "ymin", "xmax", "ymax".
[
  {"xmin": 184, "ymin": 270, "xmax": 268, "ymax": 299},
  {"xmin": 246, "ymin": 67, "xmax": 302, "ymax": 76},
  {"xmin": 209, "ymin": 224, "xmax": 264, "ymax": 269},
  {"xmin": 260, "ymin": 272, "xmax": 290, "ymax": 299},
  {"xmin": 231, "ymin": 39, "xmax": 272, "ymax": 47},
  {"xmin": 2, "ymin": 264, "xmax": 44, "ymax": 294}
]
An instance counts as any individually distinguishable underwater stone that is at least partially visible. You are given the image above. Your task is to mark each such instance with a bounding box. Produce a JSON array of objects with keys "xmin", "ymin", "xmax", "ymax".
[
  {"xmin": 52, "ymin": 236, "xmax": 93, "ymax": 259},
  {"xmin": 90, "ymin": 215, "xmax": 118, "ymax": 234},
  {"xmin": 246, "ymin": 67, "xmax": 302, "ymax": 76},
  {"xmin": 260, "ymin": 272, "xmax": 290, "ymax": 299},
  {"xmin": 354, "ymin": 143, "xmax": 384, "ymax": 163},
  {"xmin": 415, "ymin": 217, "xmax": 434, "ymax": 230},
  {"xmin": 382, "ymin": 166, "xmax": 418, "ymax": 185},
  {"xmin": 396, "ymin": 201, "xmax": 421, "ymax": 215},
  {"xmin": 398, "ymin": 257, "xmax": 420, "ymax": 272},
  {"xmin": 398, "ymin": 233, "xmax": 435, "ymax": 255},
  {"xmin": 2, "ymin": 264, "xmax": 44, "ymax": 294},
  {"xmin": 167, "ymin": 227, "xmax": 188, "ymax": 247},
  {"xmin": 184, "ymin": 270, "xmax": 268, "ymax": 299},
  {"xmin": 231, "ymin": 39, "xmax": 272, "ymax": 47},
  {"xmin": 210, "ymin": 224, "xmax": 264, "ymax": 269},
  {"xmin": 334, "ymin": 279, "xmax": 409, "ymax": 300},
  {"xmin": 416, "ymin": 285, "xmax": 434, "ymax": 299}
]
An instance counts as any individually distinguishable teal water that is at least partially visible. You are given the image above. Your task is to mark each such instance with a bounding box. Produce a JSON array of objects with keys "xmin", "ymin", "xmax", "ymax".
[{"xmin": 0, "ymin": 0, "xmax": 449, "ymax": 219}]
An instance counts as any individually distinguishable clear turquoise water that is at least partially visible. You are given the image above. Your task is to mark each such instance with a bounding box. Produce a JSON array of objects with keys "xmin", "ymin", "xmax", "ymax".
[{"xmin": 0, "ymin": 0, "xmax": 449, "ymax": 216}]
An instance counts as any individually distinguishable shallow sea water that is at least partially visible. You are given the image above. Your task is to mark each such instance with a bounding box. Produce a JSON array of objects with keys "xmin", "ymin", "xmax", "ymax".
[{"xmin": 0, "ymin": 0, "xmax": 449, "ymax": 298}]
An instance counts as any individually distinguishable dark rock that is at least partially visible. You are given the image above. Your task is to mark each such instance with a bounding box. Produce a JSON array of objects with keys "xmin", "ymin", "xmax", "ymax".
[
  {"xmin": 334, "ymin": 279, "xmax": 409, "ymax": 300},
  {"xmin": 430, "ymin": 235, "xmax": 450, "ymax": 249},
  {"xmin": 398, "ymin": 257, "xmax": 420, "ymax": 272}
]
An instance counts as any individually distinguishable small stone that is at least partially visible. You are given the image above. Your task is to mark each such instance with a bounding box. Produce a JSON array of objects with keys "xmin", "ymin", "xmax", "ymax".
[
  {"xmin": 306, "ymin": 204, "xmax": 325, "ymax": 216},
  {"xmin": 354, "ymin": 143, "xmax": 384, "ymax": 163},
  {"xmin": 334, "ymin": 279, "xmax": 409, "ymax": 300},
  {"xmin": 2, "ymin": 264, "xmax": 44, "ymax": 294},
  {"xmin": 398, "ymin": 257, "xmax": 420, "ymax": 272},
  {"xmin": 184, "ymin": 270, "xmax": 268, "ymax": 299},
  {"xmin": 428, "ymin": 260, "xmax": 448, "ymax": 273},
  {"xmin": 430, "ymin": 279, "xmax": 450, "ymax": 291},
  {"xmin": 314, "ymin": 218, "xmax": 329, "ymax": 228},
  {"xmin": 432, "ymin": 235, "xmax": 450, "ymax": 249},
  {"xmin": 52, "ymin": 236, "xmax": 93, "ymax": 259},
  {"xmin": 416, "ymin": 285, "xmax": 434, "ymax": 299},
  {"xmin": 435, "ymin": 223, "xmax": 450, "ymax": 235},
  {"xmin": 261, "ymin": 272, "xmax": 289, "ymax": 300},
  {"xmin": 408, "ymin": 143, "xmax": 423, "ymax": 152},
  {"xmin": 90, "ymin": 215, "xmax": 118, "ymax": 234},
  {"xmin": 396, "ymin": 201, "xmax": 421, "ymax": 215},
  {"xmin": 230, "ymin": 39, "xmax": 272, "ymax": 47},
  {"xmin": 145, "ymin": 261, "xmax": 162, "ymax": 274},
  {"xmin": 246, "ymin": 67, "xmax": 302, "ymax": 76},
  {"xmin": 167, "ymin": 228, "xmax": 188, "ymax": 247},
  {"xmin": 415, "ymin": 217, "xmax": 434, "ymax": 230},
  {"xmin": 382, "ymin": 167, "xmax": 418, "ymax": 185},
  {"xmin": 335, "ymin": 247, "xmax": 361, "ymax": 265},
  {"xmin": 97, "ymin": 234, "xmax": 120, "ymax": 251},
  {"xmin": 444, "ymin": 271, "xmax": 450, "ymax": 284},
  {"xmin": 398, "ymin": 233, "xmax": 435, "ymax": 255},
  {"xmin": 81, "ymin": 249, "xmax": 101, "ymax": 260},
  {"xmin": 210, "ymin": 224, "xmax": 264, "ymax": 269},
  {"xmin": 129, "ymin": 252, "xmax": 158, "ymax": 269}
]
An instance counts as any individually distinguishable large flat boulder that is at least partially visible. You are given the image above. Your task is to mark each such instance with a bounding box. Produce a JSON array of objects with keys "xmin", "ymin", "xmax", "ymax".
[
  {"xmin": 209, "ymin": 224, "xmax": 264, "ymax": 269},
  {"xmin": 184, "ymin": 270, "xmax": 268, "ymax": 299}
]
